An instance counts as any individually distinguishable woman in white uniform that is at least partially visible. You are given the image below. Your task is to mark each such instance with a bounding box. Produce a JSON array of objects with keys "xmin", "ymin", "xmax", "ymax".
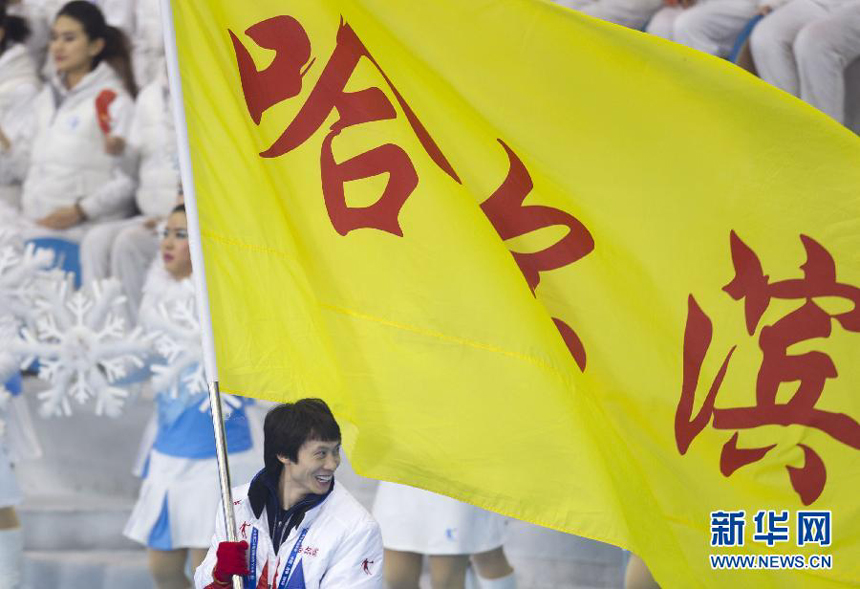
[
  {"xmin": 122, "ymin": 204, "xmax": 259, "ymax": 589},
  {"xmin": 373, "ymin": 483, "xmax": 516, "ymax": 589},
  {"xmin": 0, "ymin": 336, "xmax": 41, "ymax": 589},
  {"xmin": 20, "ymin": 0, "xmax": 136, "ymax": 242},
  {"xmin": 0, "ymin": 1, "xmax": 40, "ymax": 211}
]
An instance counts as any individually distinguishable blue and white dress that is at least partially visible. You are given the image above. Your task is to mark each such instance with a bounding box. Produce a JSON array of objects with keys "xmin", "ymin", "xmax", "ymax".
[
  {"xmin": 123, "ymin": 262, "xmax": 261, "ymax": 550},
  {"xmin": 0, "ymin": 372, "xmax": 42, "ymax": 509},
  {"xmin": 372, "ymin": 482, "xmax": 509, "ymax": 555},
  {"xmin": 123, "ymin": 379, "xmax": 260, "ymax": 549}
]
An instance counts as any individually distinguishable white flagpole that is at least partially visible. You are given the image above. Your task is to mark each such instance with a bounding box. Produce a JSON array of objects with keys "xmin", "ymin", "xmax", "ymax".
[{"xmin": 159, "ymin": 2, "xmax": 243, "ymax": 587}]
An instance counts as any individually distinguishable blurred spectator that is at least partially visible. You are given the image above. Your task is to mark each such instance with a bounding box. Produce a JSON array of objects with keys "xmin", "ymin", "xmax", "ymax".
[
  {"xmin": 81, "ymin": 66, "xmax": 179, "ymax": 316},
  {"xmin": 646, "ymin": 0, "xmax": 691, "ymax": 41},
  {"xmin": 585, "ymin": 0, "xmax": 664, "ymax": 29},
  {"xmin": 648, "ymin": 0, "xmax": 770, "ymax": 57},
  {"xmin": 20, "ymin": 0, "xmax": 136, "ymax": 242},
  {"xmin": 132, "ymin": 0, "xmax": 166, "ymax": 90},
  {"xmin": 4, "ymin": 0, "xmax": 50, "ymax": 69},
  {"xmin": 0, "ymin": 0, "xmax": 40, "ymax": 211},
  {"xmin": 565, "ymin": 0, "xmax": 665, "ymax": 29},
  {"xmin": 100, "ymin": 0, "xmax": 136, "ymax": 38},
  {"xmin": 38, "ymin": 0, "xmax": 136, "ymax": 79},
  {"xmin": 751, "ymin": 0, "xmax": 860, "ymax": 124},
  {"xmin": 38, "ymin": 0, "xmax": 136, "ymax": 36}
]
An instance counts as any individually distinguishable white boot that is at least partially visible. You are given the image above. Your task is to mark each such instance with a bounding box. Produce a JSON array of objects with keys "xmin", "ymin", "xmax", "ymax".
[
  {"xmin": 476, "ymin": 571, "xmax": 517, "ymax": 589},
  {"xmin": 0, "ymin": 527, "xmax": 23, "ymax": 589},
  {"xmin": 465, "ymin": 564, "xmax": 480, "ymax": 589}
]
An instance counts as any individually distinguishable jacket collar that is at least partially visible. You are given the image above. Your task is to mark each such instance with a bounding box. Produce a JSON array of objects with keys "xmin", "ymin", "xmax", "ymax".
[
  {"xmin": 50, "ymin": 61, "xmax": 121, "ymax": 105},
  {"xmin": 247, "ymin": 467, "xmax": 335, "ymax": 552},
  {"xmin": 247, "ymin": 467, "xmax": 335, "ymax": 520}
]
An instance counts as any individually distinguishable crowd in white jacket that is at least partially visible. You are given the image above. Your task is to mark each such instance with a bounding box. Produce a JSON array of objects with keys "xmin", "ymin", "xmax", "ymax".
[
  {"xmin": 0, "ymin": 0, "xmax": 856, "ymax": 312},
  {"xmin": 553, "ymin": 0, "xmax": 860, "ymax": 129},
  {"xmin": 1, "ymin": 0, "xmax": 179, "ymax": 315},
  {"xmin": 0, "ymin": 43, "xmax": 38, "ymax": 208}
]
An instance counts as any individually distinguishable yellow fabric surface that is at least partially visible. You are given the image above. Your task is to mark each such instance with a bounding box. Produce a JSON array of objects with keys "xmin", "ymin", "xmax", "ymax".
[{"xmin": 170, "ymin": 0, "xmax": 860, "ymax": 586}]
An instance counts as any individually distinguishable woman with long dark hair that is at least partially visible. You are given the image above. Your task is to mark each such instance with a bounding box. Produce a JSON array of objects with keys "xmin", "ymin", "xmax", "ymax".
[
  {"xmin": 19, "ymin": 0, "xmax": 136, "ymax": 241},
  {"xmin": 0, "ymin": 0, "xmax": 39, "ymax": 211}
]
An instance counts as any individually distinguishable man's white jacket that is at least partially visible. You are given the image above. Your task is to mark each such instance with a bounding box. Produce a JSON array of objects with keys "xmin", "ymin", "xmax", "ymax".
[{"xmin": 194, "ymin": 479, "xmax": 384, "ymax": 588}]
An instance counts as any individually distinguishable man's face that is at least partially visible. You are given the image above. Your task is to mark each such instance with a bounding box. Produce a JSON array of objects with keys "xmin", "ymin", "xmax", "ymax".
[{"xmin": 279, "ymin": 439, "xmax": 341, "ymax": 496}]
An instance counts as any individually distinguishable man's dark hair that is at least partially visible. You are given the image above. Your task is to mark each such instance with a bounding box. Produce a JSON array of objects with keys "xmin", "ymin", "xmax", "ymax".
[{"xmin": 264, "ymin": 398, "xmax": 341, "ymax": 475}]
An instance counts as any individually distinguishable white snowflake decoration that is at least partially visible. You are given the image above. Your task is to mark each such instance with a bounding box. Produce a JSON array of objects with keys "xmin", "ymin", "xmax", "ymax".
[
  {"xmin": 144, "ymin": 292, "xmax": 242, "ymax": 415},
  {"xmin": 0, "ymin": 225, "xmax": 22, "ymax": 249},
  {"xmin": 0, "ymin": 240, "xmax": 58, "ymax": 324},
  {"xmin": 15, "ymin": 279, "xmax": 149, "ymax": 418},
  {"xmin": 0, "ymin": 201, "xmax": 21, "ymax": 236},
  {"xmin": 147, "ymin": 295, "xmax": 206, "ymax": 397}
]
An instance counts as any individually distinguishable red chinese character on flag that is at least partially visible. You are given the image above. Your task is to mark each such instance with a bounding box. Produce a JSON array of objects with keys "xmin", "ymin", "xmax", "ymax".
[
  {"xmin": 676, "ymin": 231, "xmax": 860, "ymax": 504},
  {"xmin": 481, "ymin": 139, "xmax": 595, "ymax": 371},
  {"xmin": 230, "ymin": 16, "xmax": 459, "ymax": 236},
  {"xmin": 230, "ymin": 15, "xmax": 595, "ymax": 370}
]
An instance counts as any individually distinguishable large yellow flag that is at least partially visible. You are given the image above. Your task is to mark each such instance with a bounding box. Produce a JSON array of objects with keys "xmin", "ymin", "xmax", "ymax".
[{"xmin": 169, "ymin": 0, "xmax": 860, "ymax": 586}]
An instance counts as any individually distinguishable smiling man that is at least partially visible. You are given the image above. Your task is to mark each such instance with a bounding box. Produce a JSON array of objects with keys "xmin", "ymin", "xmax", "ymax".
[{"xmin": 195, "ymin": 399, "xmax": 384, "ymax": 588}]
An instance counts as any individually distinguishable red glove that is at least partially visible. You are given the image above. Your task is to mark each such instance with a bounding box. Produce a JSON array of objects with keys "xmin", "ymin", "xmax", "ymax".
[{"xmin": 208, "ymin": 540, "xmax": 249, "ymax": 587}]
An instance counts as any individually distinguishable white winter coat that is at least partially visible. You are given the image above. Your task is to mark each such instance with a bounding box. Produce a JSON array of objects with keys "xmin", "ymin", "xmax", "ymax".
[
  {"xmin": 21, "ymin": 62, "xmax": 136, "ymax": 228},
  {"xmin": 194, "ymin": 481, "xmax": 384, "ymax": 589},
  {"xmin": 132, "ymin": 0, "xmax": 166, "ymax": 86},
  {"xmin": 129, "ymin": 76, "xmax": 179, "ymax": 218},
  {"xmin": 0, "ymin": 44, "xmax": 40, "ymax": 208},
  {"xmin": 99, "ymin": 0, "xmax": 137, "ymax": 37}
]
